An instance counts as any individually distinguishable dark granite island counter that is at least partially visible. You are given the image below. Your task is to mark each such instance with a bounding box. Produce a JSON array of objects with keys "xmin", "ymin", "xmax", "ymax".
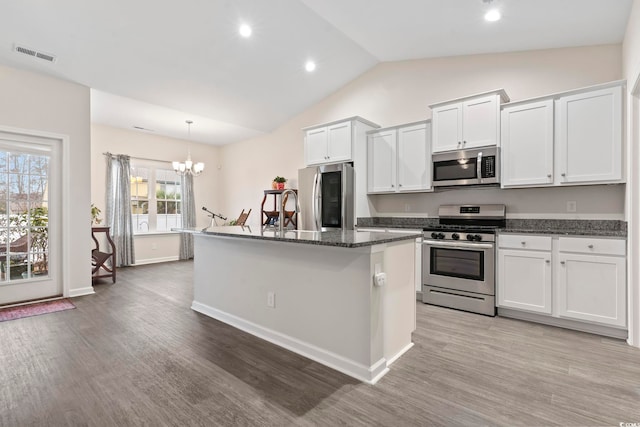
[{"xmin": 179, "ymin": 226, "xmax": 421, "ymax": 384}]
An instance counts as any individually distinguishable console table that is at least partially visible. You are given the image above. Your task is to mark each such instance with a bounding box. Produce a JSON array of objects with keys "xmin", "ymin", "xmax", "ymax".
[
  {"xmin": 261, "ymin": 189, "xmax": 297, "ymax": 229},
  {"xmin": 91, "ymin": 226, "xmax": 116, "ymax": 283}
]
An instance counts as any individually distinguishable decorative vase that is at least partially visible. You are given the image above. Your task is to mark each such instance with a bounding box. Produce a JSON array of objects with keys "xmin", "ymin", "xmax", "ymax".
[
  {"xmin": 277, "ymin": 182, "xmax": 285, "ymax": 190},
  {"xmin": 271, "ymin": 181, "xmax": 278, "ymax": 190}
]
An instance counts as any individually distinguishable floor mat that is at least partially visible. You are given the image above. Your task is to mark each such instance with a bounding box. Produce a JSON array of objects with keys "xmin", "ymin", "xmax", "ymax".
[{"xmin": 0, "ymin": 299, "xmax": 76, "ymax": 322}]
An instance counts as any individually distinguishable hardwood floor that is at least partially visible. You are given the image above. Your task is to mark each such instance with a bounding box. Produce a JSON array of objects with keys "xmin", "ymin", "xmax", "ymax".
[{"xmin": 1, "ymin": 261, "xmax": 639, "ymax": 426}]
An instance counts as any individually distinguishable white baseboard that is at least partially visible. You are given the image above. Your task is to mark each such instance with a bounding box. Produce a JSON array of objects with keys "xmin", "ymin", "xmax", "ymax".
[
  {"xmin": 191, "ymin": 301, "xmax": 389, "ymax": 384},
  {"xmin": 68, "ymin": 286, "xmax": 95, "ymax": 297},
  {"xmin": 498, "ymin": 308, "xmax": 628, "ymax": 339},
  {"xmin": 134, "ymin": 256, "xmax": 180, "ymax": 266},
  {"xmin": 386, "ymin": 342, "xmax": 414, "ymax": 366}
]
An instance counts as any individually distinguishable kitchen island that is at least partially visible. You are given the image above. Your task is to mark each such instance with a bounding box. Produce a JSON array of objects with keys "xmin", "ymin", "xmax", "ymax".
[{"xmin": 181, "ymin": 226, "xmax": 421, "ymax": 384}]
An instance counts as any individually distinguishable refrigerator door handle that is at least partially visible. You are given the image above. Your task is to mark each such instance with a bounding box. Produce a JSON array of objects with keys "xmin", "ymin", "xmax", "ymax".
[{"xmin": 312, "ymin": 172, "xmax": 321, "ymax": 230}]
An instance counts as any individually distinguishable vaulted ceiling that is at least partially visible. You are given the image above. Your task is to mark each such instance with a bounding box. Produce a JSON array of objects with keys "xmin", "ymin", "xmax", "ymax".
[{"xmin": 0, "ymin": 0, "xmax": 633, "ymax": 145}]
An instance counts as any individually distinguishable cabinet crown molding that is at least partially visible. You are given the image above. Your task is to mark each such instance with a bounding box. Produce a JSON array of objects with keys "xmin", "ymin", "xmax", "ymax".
[{"xmin": 429, "ymin": 88, "xmax": 510, "ymax": 108}]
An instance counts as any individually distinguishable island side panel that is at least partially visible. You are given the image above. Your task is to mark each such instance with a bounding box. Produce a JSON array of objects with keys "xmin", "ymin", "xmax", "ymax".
[
  {"xmin": 380, "ymin": 241, "xmax": 416, "ymax": 364},
  {"xmin": 192, "ymin": 234, "xmax": 383, "ymax": 381}
]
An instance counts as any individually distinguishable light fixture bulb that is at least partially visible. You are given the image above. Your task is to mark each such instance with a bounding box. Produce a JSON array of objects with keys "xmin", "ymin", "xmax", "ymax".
[
  {"xmin": 305, "ymin": 60, "xmax": 316, "ymax": 72},
  {"xmin": 239, "ymin": 23, "xmax": 252, "ymax": 38},
  {"xmin": 484, "ymin": 9, "xmax": 501, "ymax": 22}
]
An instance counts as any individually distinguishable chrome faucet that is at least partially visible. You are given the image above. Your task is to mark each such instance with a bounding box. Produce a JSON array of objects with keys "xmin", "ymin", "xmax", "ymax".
[{"xmin": 279, "ymin": 189, "xmax": 299, "ymax": 234}]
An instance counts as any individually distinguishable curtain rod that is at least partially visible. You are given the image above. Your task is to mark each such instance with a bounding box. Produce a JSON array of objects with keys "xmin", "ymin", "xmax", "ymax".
[{"xmin": 102, "ymin": 152, "xmax": 171, "ymax": 164}]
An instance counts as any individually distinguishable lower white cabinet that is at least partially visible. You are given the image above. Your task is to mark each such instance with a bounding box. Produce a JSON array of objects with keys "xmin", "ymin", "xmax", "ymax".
[
  {"xmin": 498, "ymin": 248, "xmax": 552, "ymax": 314},
  {"xmin": 556, "ymin": 237, "xmax": 626, "ymax": 327},
  {"xmin": 497, "ymin": 234, "xmax": 626, "ymax": 330}
]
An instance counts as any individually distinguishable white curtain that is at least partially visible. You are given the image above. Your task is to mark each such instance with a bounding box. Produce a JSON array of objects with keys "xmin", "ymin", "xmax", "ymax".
[
  {"xmin": 179, "ymin": 173, "xmax": 195, "ymax": 260},
  {"xmin": 105, "ymin": 153, "xmax": 135, "ymax": 266}
]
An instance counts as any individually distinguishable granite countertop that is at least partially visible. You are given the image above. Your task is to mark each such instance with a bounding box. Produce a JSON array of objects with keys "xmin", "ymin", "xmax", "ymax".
[
  {"xmin": 175, "ymin": 226, "xmax": 422, "ymax": 248},
  {"xmin": 357, "ymin": 217, "xmax": 627, "ymax": 238}
]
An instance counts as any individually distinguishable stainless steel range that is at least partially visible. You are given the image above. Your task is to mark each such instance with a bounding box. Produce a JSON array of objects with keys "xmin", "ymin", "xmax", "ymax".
[{"xmin": 422, "ymin": 204, "xmax": 506, "ymax": 316}]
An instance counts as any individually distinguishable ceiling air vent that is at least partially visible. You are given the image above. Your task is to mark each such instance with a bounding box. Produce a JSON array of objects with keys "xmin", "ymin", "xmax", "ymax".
[{"xmin": 13, "ymin": 44, "xmax": 57, "ymax": 63}]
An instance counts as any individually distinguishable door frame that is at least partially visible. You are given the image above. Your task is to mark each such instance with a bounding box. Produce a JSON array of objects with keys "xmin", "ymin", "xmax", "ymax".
[
  {"xmin": 627, "ymin": 76, "xmax": 640, "ymax": 348},
  {"xmin": 0, "ymin": 125, "xmax": 72, "ymax": 300}
]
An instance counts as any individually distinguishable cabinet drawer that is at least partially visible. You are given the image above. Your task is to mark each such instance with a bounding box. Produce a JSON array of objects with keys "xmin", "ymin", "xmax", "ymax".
[
  {"xmin": 558, "ymin": 237, "xmax": 625, "ymax": 256},
  {"xmin": 499, "ymin": 234, "xmax": 552, "ymax": 251}
]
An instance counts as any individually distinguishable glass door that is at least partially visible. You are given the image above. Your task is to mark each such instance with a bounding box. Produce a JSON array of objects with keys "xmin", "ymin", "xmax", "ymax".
[
  {"xmin": 0, "ymin": 132, "xmax": 60, "ymax": 305},
  {"xmin": 320, "ymin": 170, "xmax": 342, "ymax": 228}
]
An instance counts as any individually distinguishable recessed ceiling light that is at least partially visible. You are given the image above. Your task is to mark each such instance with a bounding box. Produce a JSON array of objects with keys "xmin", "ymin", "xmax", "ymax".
[
  {"xmin": 239, "ymin": 24, "xmax": 252, "ymax": 38},
  {"xmin": 305, "ymin": 61, "xmax": 316, "ymax": 72},
  {"xmin": 484, "ymin": 9, "xmax": 501, "ymax": 22}
]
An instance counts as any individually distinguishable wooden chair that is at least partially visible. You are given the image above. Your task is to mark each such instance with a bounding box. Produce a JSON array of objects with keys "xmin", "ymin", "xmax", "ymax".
[
  {"xmin": 235, "ymin": 209, "xmax": 251, "ymax": 226},
  {"xmin": 91, "ymin": 227, "xmax": 116, "ymax": 283}
]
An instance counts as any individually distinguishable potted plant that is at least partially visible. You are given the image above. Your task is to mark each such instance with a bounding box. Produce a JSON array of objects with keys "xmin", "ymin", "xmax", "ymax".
[
  {"xmin": 273, "ymin": 176, "xmax": 287, "ymax": 190},
  {"xmin": 91, "ymin": 204, "xmax": 102, "ymax": 225}
]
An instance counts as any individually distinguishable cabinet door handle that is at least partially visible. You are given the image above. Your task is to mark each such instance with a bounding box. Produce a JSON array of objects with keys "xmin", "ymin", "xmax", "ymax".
[
  {"xmin": 521, "ymin": 241, "xmax": 526, "ymax": 246},
  {"xmin": 545, "ymin": 259, "xmax": 550, "ymax": 264},
  {"xmin": 561, "ymin": 173, "xmax": 566, "ymax": 177},
  {"xmin": 391, "ymin": 184, "xmax": 394, "ymax": 187},
  {"xmin": 560, "ymin": 261, "xmax": 566, "ymax": 265},
  {"xmin": 547, "ymin": 174, "xmax": 552, "ymax": 178},
  {"xmin": 588, "ymin": 244, "xmax": 594, "ymax": 249},
  {"xmin": 457, "ymin": 141, "xmax": 462, "ymax": 146},
  {"xmin": 463, "ymin": 140, "xmax": 467, "ymax": 145},
  {"xmin": 398, "ymin": 184, "xmax": 402, "ymax": 187}
]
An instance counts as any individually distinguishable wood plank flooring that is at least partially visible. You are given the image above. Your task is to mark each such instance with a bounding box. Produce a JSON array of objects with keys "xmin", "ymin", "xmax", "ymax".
[{"xmin": 1, "ymin": 260, "xmax": 639, "ymax": 426}]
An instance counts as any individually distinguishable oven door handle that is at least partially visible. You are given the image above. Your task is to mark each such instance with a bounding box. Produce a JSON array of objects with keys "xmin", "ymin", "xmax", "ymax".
[{"xmin": 423, "ymin": 240, "xmax": 494, "ymax": 250}]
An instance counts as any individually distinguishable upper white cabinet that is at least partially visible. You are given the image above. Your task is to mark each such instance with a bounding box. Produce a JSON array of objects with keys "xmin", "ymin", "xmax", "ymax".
[
  {"xmin": 501, "ymin": 81, "xmax": 624, "ymax": 188},
  {"xmin": 304, "ymin": 117, "xmax": 380, "ymax": 166},
  {"xmin": 367, "ymin": 121, "xmax": 431, "ymax": 194},
  {"xmin": 556, "ymin": 85, "xmax": 623, "ymax": 184},
  {"xmin": 501, "ymin": 99, "xmax": 555, "ymax": 187},
  {"xmin": 430, "ymin": 90, "xmax": 509, "ymax": 153},
  {"xmin": 305, "ymin": 121, "xmax": 352, "ymax": 165}
]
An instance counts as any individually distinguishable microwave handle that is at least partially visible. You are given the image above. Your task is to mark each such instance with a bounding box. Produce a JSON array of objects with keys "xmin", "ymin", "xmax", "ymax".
[{"xmin": 477, "ymin": 151, "xmax": 483, "ymax": 183}]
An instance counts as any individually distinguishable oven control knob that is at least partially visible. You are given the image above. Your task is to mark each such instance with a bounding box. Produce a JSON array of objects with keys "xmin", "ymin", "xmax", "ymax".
[
  {"xmin": 451, "ymin": 233, "xmax": 460, "ymax": 240},
  {"xmin": 474, "ymin": 235, "xmax": 483, "ymax": 242},
  {"xmin": 466, "ymin": 234, "xmax": 474, "ymax": 241},
  {"xmin": 437, "ymin": 233, "xmax": 445, "ymax": 240},
  {"xmin": 431, "ymin": 232, "xmax": 438, "ymax": 239}
]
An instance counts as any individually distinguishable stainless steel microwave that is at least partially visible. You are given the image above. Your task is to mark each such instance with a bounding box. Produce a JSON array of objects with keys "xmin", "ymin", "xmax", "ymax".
[{"xmin": 432, "ymin": 147, "xmax": 499, "ymax": 187}]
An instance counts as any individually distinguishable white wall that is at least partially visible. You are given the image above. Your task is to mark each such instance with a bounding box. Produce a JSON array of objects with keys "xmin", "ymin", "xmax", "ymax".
[
  {"xmin": 91, "ymin": 124, "xmax": 222, "ymax": 264},
  {"xmin": 220, "ymin": 44, "xmax": 624, "ymax": 222},
  {"xmin": 623, "ymin": 0, "xmax": 640, "ymax": 347},
  {"xmin": 0, "ymin": 64, "xmax": 91, "ymax": 295}
]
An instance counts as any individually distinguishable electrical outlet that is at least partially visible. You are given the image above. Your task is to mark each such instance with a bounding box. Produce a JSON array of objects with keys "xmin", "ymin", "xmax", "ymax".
[
  {"xmin": 566, "ymin": 201, "xmax": 577, "ymax": 212},
  {"xmin": 267, "ymin": 291, "xmax": 275, "ymax": 308}
]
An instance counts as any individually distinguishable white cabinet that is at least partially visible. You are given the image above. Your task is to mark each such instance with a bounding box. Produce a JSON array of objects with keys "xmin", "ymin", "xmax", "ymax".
[
  {"xmin": 498, "ymin": 235, "xmax": 552, "ymax": 314},
  {"xmin": 501, "ymin": 99, "xmax": 554, "ymax": 187},
  {"xmin": 430, "ymin": 90, "xmax": 509, "ymax": 153},
  {"xmin": 556, "ymin": 85, "xmax": 623, "ymax": 184},
  {"xmin": 304, "ymin": 120, "xmax": 352, "ymax": 165},
  {"xmin": 500, "ymin": 82, "xmax": 624, "ymax": 188},
  {"xmin": 497, "ymin": 233, "xmax": 627, "ymax": 332},
  {"xmin": 367, "ymin": 129, "xmax": 396, "ymax": 193},
  {"xmin": 367, "ymin": 121, "xmax": 431, "ymax": 194},
  {"xmin": 556, "ymin": 237, "xmax": 626, "ymax": 327}
]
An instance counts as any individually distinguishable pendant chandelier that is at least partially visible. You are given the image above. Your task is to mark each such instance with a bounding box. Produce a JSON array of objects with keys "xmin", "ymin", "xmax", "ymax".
[{"xmin": 173, "ymin": 120, "xmax": 204, "ymax": 176}]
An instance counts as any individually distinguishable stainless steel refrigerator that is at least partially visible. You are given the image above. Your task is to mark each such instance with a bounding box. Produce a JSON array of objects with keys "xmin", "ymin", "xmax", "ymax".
[{"xmin": 297, "ymin": 163, "xmax": 355, "ymax": 231}]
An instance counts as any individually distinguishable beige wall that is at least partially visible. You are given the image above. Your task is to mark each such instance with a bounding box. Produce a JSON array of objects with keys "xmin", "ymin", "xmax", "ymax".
[
  {"xmin": 0, "ymin": 64, "xmax": 91, "ymax": 294},
  {"xmin": 220, "ymin": 44, "xmax": 624, "ymax": 222},
  {"xmin": 91, "ymin": 124, "xmax": 222, "ymax": 264}
]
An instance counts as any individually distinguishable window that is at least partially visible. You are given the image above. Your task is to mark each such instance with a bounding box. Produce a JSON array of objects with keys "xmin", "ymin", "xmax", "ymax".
[{"xmin": 130, "ymin": 164, "xmax": 181, "ymax": 233}]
